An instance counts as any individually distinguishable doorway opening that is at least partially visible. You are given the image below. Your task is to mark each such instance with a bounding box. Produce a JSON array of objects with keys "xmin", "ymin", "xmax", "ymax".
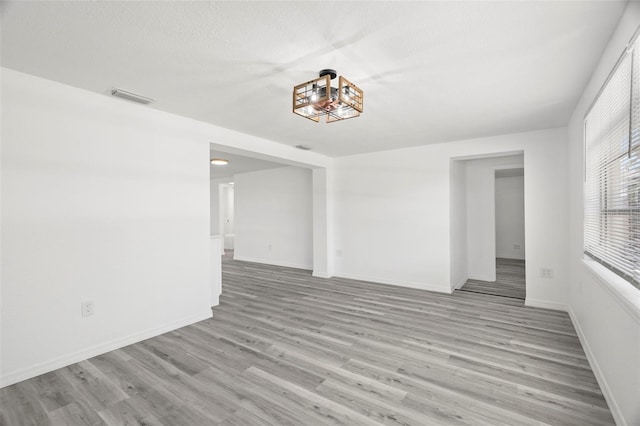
[
  {"xmin": 220, "ymin": 183, "xmax": 235, "ymax": 256},
  {"xmin": 450, "ymin": 153, "xmax": 526, "ymax": 302},
  {"xmin": 458, "ymin": 166, "xmax": 526, "ymax": 300},
  {"xmin": 493, "ymin": 168, "xmax": 525, "ymax": 299}
]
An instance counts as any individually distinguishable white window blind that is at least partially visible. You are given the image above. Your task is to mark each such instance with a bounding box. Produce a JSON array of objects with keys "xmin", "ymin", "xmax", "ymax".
[{"xmin": 584, "ymin": 35, "xmax": 640, "ymax": 289}]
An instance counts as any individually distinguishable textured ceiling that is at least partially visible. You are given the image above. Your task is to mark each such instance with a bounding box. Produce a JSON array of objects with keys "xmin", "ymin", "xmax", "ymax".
[{"xmin": 1, "ymin": 1, "xmax": 627, "ymax": 157}]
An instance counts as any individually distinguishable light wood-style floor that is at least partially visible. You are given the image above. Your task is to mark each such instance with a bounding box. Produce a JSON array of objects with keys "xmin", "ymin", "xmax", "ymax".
[
  {"xmin": 1, "ymin": 257, "xmax": 613, "ymax": 425},
  {"xmin": 459, "ymin": 258, "xmax": 526, "ymax": 301}
]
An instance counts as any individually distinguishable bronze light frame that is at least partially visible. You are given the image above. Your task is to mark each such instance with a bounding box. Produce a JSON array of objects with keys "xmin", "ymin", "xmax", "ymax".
[{"xmin": 293, "ymin": 69, "xmax": 363, "ymax": 123}]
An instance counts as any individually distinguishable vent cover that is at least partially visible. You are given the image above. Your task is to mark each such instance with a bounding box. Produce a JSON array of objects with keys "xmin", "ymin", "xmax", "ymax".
[{"xmin": 110, "ymin": 88, "xmax": 154, "ymax": 105}]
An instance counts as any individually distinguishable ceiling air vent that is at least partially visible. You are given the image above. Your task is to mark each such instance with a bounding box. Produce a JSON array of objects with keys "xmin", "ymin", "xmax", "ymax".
[
  {"xmin": 296, "ymin": 145, "xmax": 312, "ymax": 150},
  {"xmin": 110, "ymin": 88, "xmax": 154, "ymax": 105}
]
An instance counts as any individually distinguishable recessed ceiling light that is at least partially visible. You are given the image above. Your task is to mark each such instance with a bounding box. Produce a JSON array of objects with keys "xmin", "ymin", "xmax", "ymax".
[
  {"xmin": 295, "ymin": 145, "xmax": 312, "ymax": 150},
  {"xmin": 210, "ymin": 158, "xmax": 229, "ymax": 165}
]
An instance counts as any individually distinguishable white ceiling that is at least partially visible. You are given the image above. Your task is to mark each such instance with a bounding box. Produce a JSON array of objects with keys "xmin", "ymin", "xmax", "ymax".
[
  {"xmin": 209, "ymin": 149, "xmax": 286, "ymax": 179},
  {"xmin": 1, "ymin": 1, "xmax": 627, "ymax": 157}
]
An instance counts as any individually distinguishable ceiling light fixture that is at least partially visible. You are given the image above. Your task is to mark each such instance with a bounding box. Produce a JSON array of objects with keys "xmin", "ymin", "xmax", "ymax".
[
  {"xmin": 210, "ymin": 158, "xmax": 229, "ymax": 165},
  {"xmin": 293, "ymin": 69, "xmax": 363, "ymax": 123}
]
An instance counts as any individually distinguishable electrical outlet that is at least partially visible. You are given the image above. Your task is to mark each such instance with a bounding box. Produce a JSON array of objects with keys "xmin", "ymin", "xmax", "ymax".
[
  {"xmin": 514, "ymin": 244, "xmax": 520, "ymax": 250},
  {"xmin": 81, "ymin": 301, "xmax": 95, "ymax": 317},
  {"xmin": 268, "ymin": 243, "xmax": 272, "ymax": 251},
  {"xmin": 540, "ymin": 268, "xmax": 554, "ymax": 279},
  {"xmin": 336, "ymin": 249, "xmax": 343, "ymax": 257}
]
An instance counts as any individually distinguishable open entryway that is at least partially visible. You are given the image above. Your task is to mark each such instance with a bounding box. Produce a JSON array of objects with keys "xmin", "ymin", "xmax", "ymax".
[
  {"xmin": 450, "ymin": 153, "xmax": 526, "ymax": 302},
  {"xmin": 489, "ymin": 167, "xmax": 526, "ymax": 299},
  {"xmin": 220, "ymin": 182, "xmax": 235, "ymax": 254},
  {"xmin": 209, "ymin": 149, "xmax": 286, "ymax": 258}
]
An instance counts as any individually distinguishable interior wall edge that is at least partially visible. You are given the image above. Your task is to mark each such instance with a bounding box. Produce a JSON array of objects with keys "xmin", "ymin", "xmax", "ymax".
[
  {"xmin": 523, "ymin": 299, "xmax": 568, "ymax": 312},
  {"xmin": 334, "ymin": 272, "xmax": 452, "ymax": 294},
  {"xmin": 232, "ymin": 256, "xmax": 313, "ymax": 272},
  {"xmin": 312, "ymin": 271, "xmax": 334, "ymax": 279}
]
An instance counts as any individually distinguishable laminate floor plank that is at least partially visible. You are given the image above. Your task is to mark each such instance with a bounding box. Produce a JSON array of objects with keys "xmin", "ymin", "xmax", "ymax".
[
  {"xmin": 459, "ymin": 258, "xmax": 526, "ymax": 300},
  {"xmin": 315, "ymin": 378, "xmax": 468, "ymax": 426},
  {"xmin": 96, "ymin": 397, "xmax": 164, "ymax": 426},
  {"xmin": 48, "ymin": 400, "xmax": 107, "ymax": 426},
  {"xmin": 343, "ymin": 359, "xmax": 542, "ymax": 426},
  {"xmin": 0, "ymin": 382, "xmax": 50, "ymax": 426},
  {"xmin": 0, "ymin": 255, "xmax": 613, "ymax": 425}
]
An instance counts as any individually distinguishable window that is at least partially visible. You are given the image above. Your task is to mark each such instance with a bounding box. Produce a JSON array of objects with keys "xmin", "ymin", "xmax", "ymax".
[{"xmin": 584, "ymin": 33, "xmax": 640, "ymax": 289}]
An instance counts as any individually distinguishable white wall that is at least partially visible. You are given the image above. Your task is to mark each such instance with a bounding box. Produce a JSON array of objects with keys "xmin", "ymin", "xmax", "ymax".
[
  {"xmin": 465, "ymin": 155, "xmax": 524, "ymax": 282},
  {"xmin": 312, "ymin": 168, "xmax": 335, "ymax": 278},
  {"xmin": 221, "ymin": 184, "xmax": 235, "ymax": 250},
  {"xmin": 566, "ymin": 3, "xmax": 640, "ymax": 425},
  {"xmin": 209, "ymin": 177, "xmax": 232, "ymax": 236},
  {"xmin": 210, "ymin": 236, "xmax": 223, "ymax": 306},
  {"xmin": 495, "ymin": 175, "xmax": 525, "ymax": 260},
  {"xmin": 233, "ymin": 166, "xmax": 313, "ymax": 270},
  {"xmin": 1, "ymin": 69, "xmax": 213, "ymax": 386},
  {"xmin": 333, "ymin": 128, "xmax": 567, "ymax": 301},
  {"xmin": 334, "ymin": 150, "xmax": 451, "ymax": 291},
  {"xmin": 449, "ymin": 160, "xmax": 467, "ymax": 290}
]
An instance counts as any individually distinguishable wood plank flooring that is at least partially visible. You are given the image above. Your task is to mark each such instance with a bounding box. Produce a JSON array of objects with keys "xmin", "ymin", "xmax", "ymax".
[
  {"xmin": 459, "ymin": 258, "xmax": 526, "ymax": 301},
  {"xmin": 1, "ymin": 257, "xmax": 613, "ymax": 425}
]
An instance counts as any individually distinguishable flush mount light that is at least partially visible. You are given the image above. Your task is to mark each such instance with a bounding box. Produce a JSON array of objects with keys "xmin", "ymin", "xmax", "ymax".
[
  {"xmin": 293, "ymin": 69, "xmax": 363, "ymax": 123},
  {"xmin": 210, "ymin": 158, "xmax": 229, "ymax": 165}
]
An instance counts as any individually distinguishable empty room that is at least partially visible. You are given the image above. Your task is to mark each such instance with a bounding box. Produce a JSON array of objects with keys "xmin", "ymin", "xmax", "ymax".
[{"xmin": 1, "ymin": 1, "xmax": 639, "ymax": 425}]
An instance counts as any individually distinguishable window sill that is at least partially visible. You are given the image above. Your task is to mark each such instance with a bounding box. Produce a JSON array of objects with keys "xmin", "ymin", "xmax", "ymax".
[{"xmin": 581, "ymin": 257, "xmax": 640, "ymax": 324}]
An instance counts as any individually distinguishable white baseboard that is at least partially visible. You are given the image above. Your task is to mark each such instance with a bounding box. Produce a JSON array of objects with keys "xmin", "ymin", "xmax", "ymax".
[
  {"xmin": 468, "ymin": 274, "xmax": 495, "ymax": 282},
  {"xmin": 567, "ymin": 307, "xmax": 627, "ymax": 426},
  {"xmin": 451, "ymin": 276, "xmax": 468, "ymax": 291},
  {"xmin": 312, "ymin": 271, "xmax": 333, "ymax": 278},
  {"xmin": 524, "ymin": 298, "xmax": 568, "ymax": 312},
  {"xmin": 233, "ymin": 255, "xmax": 312, "ymax": 271},
  {"xmin": 0, "ymin": 309, "xmax": 213, "ymax": 388},
  {"xmin": 335, "ymin": 272, "xmax": 451, "ymax": 294}
]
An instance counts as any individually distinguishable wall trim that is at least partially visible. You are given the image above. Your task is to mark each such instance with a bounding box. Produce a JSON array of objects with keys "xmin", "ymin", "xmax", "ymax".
[
  {"xmin": 467, "ymin": 274, "xmax": 495, "ymax": 282},
  {"xmin": 0, "ymin": 309, "xmax": 213, "ymax": 388},
  {"xmin": 567, "ymin": 307, "xmax": 627, "ymax": 426},
  {"xmin": 524, "ymin": 298, "xmax": 568, "ymax": 312},
  {"xmin": 233, "ymin": 255, "xmax": 312, "ymax": 271},
  {"xmin": 451, "ymin": 275, "xmax": 469, "ymax": 291},
  {"xmin": 335, "ymin": 272, "xmax": 451, "ymax": 294},
  {"xmin": 312, "ymin": 271, "xmax": 333, "ymax": 278}
]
